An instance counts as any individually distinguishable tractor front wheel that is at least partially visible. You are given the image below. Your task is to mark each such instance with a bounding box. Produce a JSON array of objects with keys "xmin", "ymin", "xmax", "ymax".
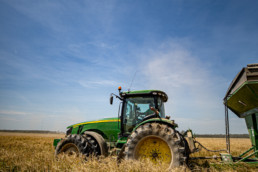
[
  {"xmin": 55, "ymin": 134, "xmax": 93, "ymax": 157},
  {"xmin": 125, "ymin": 123, "xmax": 187, "ymax": 169},
  {"xmin": 83, "ymin": 131, "xmax": 108, "ymax": 157}
]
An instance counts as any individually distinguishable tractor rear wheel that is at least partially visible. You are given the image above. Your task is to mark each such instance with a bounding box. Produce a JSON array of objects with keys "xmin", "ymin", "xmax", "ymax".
[{"xmin": 125, "ymin": 123, "xmax": 187, "ymax": 169}]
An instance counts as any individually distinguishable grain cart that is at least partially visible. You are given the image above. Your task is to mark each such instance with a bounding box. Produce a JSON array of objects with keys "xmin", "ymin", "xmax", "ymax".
[
  {"xmin": 222, "ymin": 63, "xmax": 258, "ymax": 163},
  {"xmin": 53, "ymin": 88, "xmax": 198, "ymax": 168}
]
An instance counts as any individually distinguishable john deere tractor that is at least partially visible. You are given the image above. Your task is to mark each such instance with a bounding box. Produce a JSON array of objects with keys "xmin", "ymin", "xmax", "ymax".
[{"xmin": 54, "ymin": 88, "xmax": 197, "ymax": 168}]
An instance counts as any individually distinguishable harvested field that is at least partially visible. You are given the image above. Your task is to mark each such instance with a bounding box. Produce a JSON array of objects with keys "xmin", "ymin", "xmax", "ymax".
[{"xmin": 0, "ymin": 132, "xmax": 257, "ymax": 171}]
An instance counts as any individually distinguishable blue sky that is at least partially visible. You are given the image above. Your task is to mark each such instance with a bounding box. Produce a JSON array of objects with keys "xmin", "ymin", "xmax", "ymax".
[{"xmin": 0, "ymin": 0, "xmax": 257, "ymax": 134}]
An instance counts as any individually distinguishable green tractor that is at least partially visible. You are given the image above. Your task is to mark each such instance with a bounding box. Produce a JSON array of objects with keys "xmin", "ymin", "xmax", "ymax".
[{"xmin": 53, "ymin": 88, "xmax": 197, "ymax": 168}]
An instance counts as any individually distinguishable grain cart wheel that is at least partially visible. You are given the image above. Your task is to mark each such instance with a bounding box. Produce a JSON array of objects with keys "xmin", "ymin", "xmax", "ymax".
[
  {"xmin": 125, "ymin": 123, "xmax": 187, "ymax": 169},
  {"xmin": 83, "ymin": 131, "xmax": 108, "ymax": 157},
  {"xmin": 55, "ymin": 134, "xmax": 92, "ymax": 157}
]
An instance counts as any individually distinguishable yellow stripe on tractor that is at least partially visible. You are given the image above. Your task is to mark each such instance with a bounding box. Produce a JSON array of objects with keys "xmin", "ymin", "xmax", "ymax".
[{"xmin": 73, "ymin": 119, "xmax": 120, "ymax": 127}]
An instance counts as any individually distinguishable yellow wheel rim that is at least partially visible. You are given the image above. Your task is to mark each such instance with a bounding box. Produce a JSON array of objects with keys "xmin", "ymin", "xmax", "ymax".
[{"xmin": 134, "ymin": 136, "xmax": 172, "ymax": 164}]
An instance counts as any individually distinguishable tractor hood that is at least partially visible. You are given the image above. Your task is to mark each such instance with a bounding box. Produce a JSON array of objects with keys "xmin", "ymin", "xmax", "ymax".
[
  {"xmin": 66, "ymin": 117, "xmax": 121, "ymax": 141},
  {"xmin": 67, "ymin": 117, "xmax": 119, "ymax": 129}
]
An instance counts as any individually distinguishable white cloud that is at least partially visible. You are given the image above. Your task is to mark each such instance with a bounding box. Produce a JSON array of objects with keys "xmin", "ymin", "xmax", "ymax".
[
  {"xmin": 143, "ymin": 43, "xmax": 206, "ymax": 88},
  {"xmin": 135, "ymin": 40, "xmax": 247, "ymax": 134},
  {"xmin": 141, "ymin": 40, "xmax": 220, "ymax": 114}
]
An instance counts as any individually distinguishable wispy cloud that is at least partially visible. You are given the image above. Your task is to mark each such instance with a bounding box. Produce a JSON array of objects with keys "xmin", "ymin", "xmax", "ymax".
[
  {"xmin": 0, "ymin": 110, "xmax": 58, "ymax": 118},
  {"xmin": 0, "ymin": 110, "xmax": 27, "ymax": 116},
  {"xmin": 78, "ymin": 79, "xmax": 120, "ymax": 88},
  {"xmin": 87, "ymin": 41, "xmax": 117, "ymax": 49},
  {"xmin": 2, "ymin": 0, "xmax": 118, "ymax": 37},
  {"xmin": 0, "ymin": 109, "xmax": 82, "ymax": 130}
]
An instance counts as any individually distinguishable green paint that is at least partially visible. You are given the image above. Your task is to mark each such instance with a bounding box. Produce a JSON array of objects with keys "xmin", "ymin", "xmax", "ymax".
[
  {"xmin": 245, "ymin": 113, "xmax": 258, "ymax": 157},
  {"xmin": 53, "ymin": 139, "xmax": 61, "ymax": 147},
  {"xmin": 116, "ymin": 137, "xmax": 127, "ymax": 148},
  {"xmin": 79, "ymin": 118, "xmax": 120, "ymax": 141},
  {"xmin": 67, "ymin": 117, "xmax": 118, "ymax": 128}
]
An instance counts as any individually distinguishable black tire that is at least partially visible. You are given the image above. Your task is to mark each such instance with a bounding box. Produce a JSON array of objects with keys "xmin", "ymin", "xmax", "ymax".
[
  {"xmin": 83, "ymin": 131, "xmax": 108, "ymax": 157},
  {"xmin": 55, "ymin": 134, "xmax": 93, "ymax": 157},
  {"xmin": 125, "ymin": 123, "xmax": 187, "ymax": 169}
]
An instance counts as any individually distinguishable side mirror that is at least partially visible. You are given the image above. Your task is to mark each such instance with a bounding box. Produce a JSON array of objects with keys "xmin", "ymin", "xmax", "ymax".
[{"xmin": 110, "ymin": 95, "xmax": 113, "ymax": 105}]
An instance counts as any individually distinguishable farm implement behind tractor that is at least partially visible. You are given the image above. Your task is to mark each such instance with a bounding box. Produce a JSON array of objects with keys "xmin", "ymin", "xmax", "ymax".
[
  {"xmin": 222, "ymin": 63, "xmax": 258, "ymax": 163},
  {"xmin": 53, "ymin": 63, "xmax": 258, "ymax": 168}
]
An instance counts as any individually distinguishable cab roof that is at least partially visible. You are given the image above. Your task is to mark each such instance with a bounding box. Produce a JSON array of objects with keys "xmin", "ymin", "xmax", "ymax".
[{"xmin": 120, "ymin": 90, "xmax": 168, "ymax": 102}]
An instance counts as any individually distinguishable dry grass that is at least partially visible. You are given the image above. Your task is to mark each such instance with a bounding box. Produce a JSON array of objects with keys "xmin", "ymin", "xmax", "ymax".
[
  {"xmin": 0, "ymin": 132, "xmax": 257, "ymax": 172},
  {"xmin": 193, "ymin": 138, "xmax": 251, "ymax": 157}
]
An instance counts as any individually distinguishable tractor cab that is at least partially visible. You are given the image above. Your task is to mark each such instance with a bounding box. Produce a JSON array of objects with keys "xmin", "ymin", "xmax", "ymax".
[{"xmin": 110, "ymin": 88, "xmax": 168, "ymax": 136}]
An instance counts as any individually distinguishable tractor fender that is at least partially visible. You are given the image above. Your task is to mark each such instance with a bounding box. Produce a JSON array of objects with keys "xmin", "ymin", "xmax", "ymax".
[
  {"xmin": 81, "ymin": 129, "xmax": 108, "ymax": 140},
  {"xmin": 132, "ymin": 118, "xmax": 178, "ymax": 132}
]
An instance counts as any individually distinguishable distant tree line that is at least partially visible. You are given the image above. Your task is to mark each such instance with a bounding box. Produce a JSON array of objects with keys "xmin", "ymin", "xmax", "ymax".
[
  {"xmin": 0, "ymin": 130, "xmax": 64, "ymax": 134},
  {"xmin": 0, "ymin": 130, "xmax": 249, "ymax": 138},
  {"xmin": 195, "ymin": 134, "xmax": 249, "ymax": 138}
]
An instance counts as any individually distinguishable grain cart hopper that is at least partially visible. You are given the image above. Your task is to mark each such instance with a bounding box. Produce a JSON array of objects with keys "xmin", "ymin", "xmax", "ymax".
[
  {"xmin": 53, "ymin": 88, "xmax": 198, "ymax": 169},
  {"xmin": 222, "ymin": 63, "xmax": 258, "ymax": 163}
]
